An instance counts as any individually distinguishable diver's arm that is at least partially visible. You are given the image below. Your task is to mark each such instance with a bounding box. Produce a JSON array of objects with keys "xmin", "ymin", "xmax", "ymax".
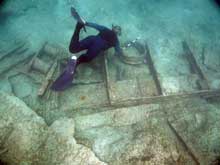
[
  {"xmin": 85, "ymin": 22, "xmax": 110, "ymax": 31},
  {"xmin": 114, "ymin": 39, "xmax": 123, "ymax": 56}
]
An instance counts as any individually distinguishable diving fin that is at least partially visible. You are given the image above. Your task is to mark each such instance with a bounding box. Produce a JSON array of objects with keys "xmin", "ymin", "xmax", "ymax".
[
  {"xmin": 51, "ymin": 56, "xmax": 77, "ymax": 91},
  {"xmin": 71, "ymin": 7, "xmax": 87, "ymax": 32}
]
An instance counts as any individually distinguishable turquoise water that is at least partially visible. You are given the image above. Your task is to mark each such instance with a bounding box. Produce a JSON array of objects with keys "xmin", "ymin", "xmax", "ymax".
[{"xmin": 0, "ymin": 0, "xmax": 220, "ymax": 164}]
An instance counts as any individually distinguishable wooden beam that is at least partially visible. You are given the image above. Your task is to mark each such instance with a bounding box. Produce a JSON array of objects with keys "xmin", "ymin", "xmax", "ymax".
[
  {"xmin": 67, "ymin": 89, "xmax": 220, "ymax": 114},
  {"xmin": 103, "ymin": 53, "xmax": 112, "ymax": 105},
  {"xmin": 0, "ymin": 148, "xmax": 7, "ymax": 155},
  {"xmin": 182, "ymin": 41, "xmax": 209, "ymax": 90},
  {"xmin": 0, "ymin": 51, "xmax": 35, "ymax": 76},
  {"xmin": 38, "ymin": 61, "xmax": 58, "ymax": 97},
  {"xmin": 0, "ymin": 42, "xmax": 26, "ymax": 61},
  {"xmin": 144, "ymin": 43, "xmax": 163, "ymax": 95},
  {"xmin": 109, "ymin": 89, "xmax": 220, "ymax": 109},
  {"xmin": 167, "ymin": 119, "xmax": 200, "ymax": 165}
]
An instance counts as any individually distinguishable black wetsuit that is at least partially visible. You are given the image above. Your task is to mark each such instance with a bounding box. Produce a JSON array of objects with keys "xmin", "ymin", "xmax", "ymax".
[
  {"xmin": 69, "ymin": 22, "xmax": 122, "ymax": 66},
  {"xmin": 51, "ymin": 22, "xmax": 122, "ymax": 91}
]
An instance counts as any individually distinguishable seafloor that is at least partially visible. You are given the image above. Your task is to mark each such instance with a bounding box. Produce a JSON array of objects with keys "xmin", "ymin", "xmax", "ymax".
[{"xmin": 0, "ymin": 0, "xmax": 220, "ymax": 164}]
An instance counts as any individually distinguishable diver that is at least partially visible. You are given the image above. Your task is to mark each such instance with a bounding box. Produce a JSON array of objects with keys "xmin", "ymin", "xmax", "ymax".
[{"xmin": 51, "ymin": 7, "xmax": 123, "ymax": 91}]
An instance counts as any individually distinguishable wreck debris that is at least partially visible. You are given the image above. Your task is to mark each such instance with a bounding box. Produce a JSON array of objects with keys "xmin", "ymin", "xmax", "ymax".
[
  {"xmin": 27, "ymin": 56, "xmax": 51, "ymax": 75},
  {"xmin": 104, "ymin": 89, "xmax": 220, "ymax": 110},
  {"xmin": 0, "ymin": 149, "xmax": 7, "ymax": 156},
  {"xmin": 0, "ymin": 42, "xmax": 35, "ymax": 75},
  {"xmin": 41, "ymin": 42, "xmax": 70, "ymax": 59},
  {"xmin": 38, "ymin": 60, "xmax": 58, "ymax": 97},
  {"xmin": 103, "ymin": 53, "xmax": 112, "ymax": 105},
  {"xmin": 45, "ymin": 63, "xmax": 61, "ymax": 109},
  {"xmin": 120, "ymin": 41, "xmax": 146, "ymax": 65},
  {"xmin": 167, "ymin": 119, "xmax": 200, "ymax": 165},
  {"xmin": 182, "ymin": 41, "xmax": 209, "ymax": 90},
  {"xmin": 201, "ymin": 46, "xmax": 205, "ymax": 66},
  {"xmin": 0, "ymin": 42, "xmax": 26, "ymax": 61},
  {"xmin": 145, "ymin": 43, "xmax": 163, "ymax": 95}
]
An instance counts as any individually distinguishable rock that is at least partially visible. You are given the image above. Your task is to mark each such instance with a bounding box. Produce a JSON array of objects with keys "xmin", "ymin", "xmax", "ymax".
[
  {"xmin": 166, "ymin": 98, "xmax": 220, "ymax": 164},
  {"xmin": 0, "ymin": 92, "xmax": 105, "ymax": 165},
  {"xmin": 0, "ymin": 78, "xmax": 13, "ymax": 94},
  {"xmin": 9, "ymin": 74, "xmax": 36, "ymax": 99},
  {"xmin": 0, "ymin": 91, "xmax": 48, "ymax": 165},
  {"xmin": 40, "ymin": 118, "xmax": 107, "ymax": 165},
  {"xmin": 74, "ymin": 104, "xmax": 190, "ymax": 164},
  {"xmin": 118, "ymin": 131, "xmax": 178, "ymax": 165}
]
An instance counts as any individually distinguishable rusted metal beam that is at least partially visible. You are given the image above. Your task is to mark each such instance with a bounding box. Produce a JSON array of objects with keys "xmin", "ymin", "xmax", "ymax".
[
  {"xmin": 182, "ymin": 41, "xmax": 209, "ymax": 90},
  {"xmin": 144, "ymin": 43, "xmax": 163, "ymax": 95}
]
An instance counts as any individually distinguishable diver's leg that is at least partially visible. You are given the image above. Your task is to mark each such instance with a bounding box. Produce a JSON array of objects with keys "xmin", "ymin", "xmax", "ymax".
[
  {"xmin": 77, "ymin": 36, "xmax": 96, "ymax": 50},
  {"xmin": 69, "ymin": 22, "xmax": 84, "ymax": 53},
  {"xmin": 76, "ymin": 46, "xmax": 103, "ymax": 66},
  {"xmin": 69, "ymin": 24, "xmax": 97, "ymax": 53}
]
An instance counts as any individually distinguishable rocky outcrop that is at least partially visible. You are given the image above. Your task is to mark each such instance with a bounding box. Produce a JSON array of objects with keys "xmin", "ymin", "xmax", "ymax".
[
  {"xmin": 39, "ymin": 118, "xmax": 107, "ymax": 165},
  {"xmin": 0, "ymin": 92, "xmax": 48, "ymax": 165},
  {"xmin": 0, "ymin": 92, "xmax": 106, "ymax": 165},
  {"xmin": 74, "ymin": 104, "xmax": 191, "ymax": 164}
]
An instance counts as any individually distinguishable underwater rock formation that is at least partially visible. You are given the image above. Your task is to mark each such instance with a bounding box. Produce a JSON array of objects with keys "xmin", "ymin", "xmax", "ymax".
[
  {"xmin": 0, "ymin": 92, "xmax": 48, "ymax": 164},
  {"xmin": 39, "ymin": 118, "xmax": 107, "ymax": 165},
  {"xmin": 0, "ymin": 92, "xmax": 106, "ymax": 165}
]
